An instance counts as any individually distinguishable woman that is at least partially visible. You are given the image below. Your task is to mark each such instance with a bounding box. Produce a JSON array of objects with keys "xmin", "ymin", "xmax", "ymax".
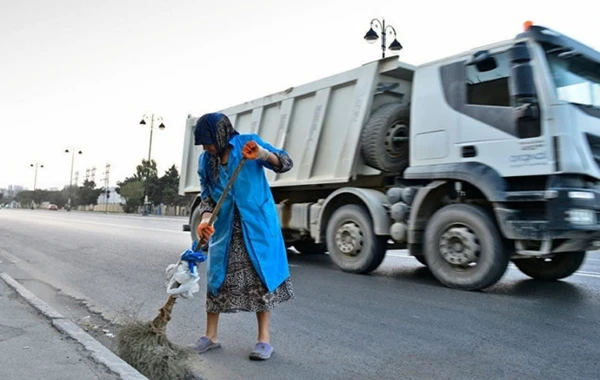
[{"xmin": 191, "ymin": 112, "xmax": 294, "ymax": 361}]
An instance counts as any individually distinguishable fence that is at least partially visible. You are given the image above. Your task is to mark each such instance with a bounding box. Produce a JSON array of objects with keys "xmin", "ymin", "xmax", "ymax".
[{"xmin": 73, "ymin": 203, "xmax": 189, "ymax": 216}]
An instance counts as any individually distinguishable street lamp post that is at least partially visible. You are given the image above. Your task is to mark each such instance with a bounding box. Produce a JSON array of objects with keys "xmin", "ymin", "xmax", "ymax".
[
  {"xmin": 29, "ymin": 162, "xmax": 44, "ymax": 190},
  {"xmin": 364, "ymin": 18, "xmax": 403, "ymax": 58},
  {"xmin": 139, "ymin": 113, "xmax": 165, "ymax": 216},
  {"xmin": 65, "ymin": 148, "xmax": 82, "ymax": 211},
  {"xmin": 29, "ymin": 162, "xmax": 44, "ymax": 209}
]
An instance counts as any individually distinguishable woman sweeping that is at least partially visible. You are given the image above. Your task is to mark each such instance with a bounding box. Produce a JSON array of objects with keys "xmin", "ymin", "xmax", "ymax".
[{"xmin": 191, "ymin": 112, "xmax": 294, "ymax": 360}]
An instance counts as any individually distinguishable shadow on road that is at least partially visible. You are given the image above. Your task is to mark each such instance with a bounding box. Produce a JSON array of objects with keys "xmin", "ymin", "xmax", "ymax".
[
  {"xmin": 488, "ymin": 278, "xmax": 588, "ymax": 302},
  {"xmin": 286, "ymin": 250, "xmax": 594, "ymax": 303}
]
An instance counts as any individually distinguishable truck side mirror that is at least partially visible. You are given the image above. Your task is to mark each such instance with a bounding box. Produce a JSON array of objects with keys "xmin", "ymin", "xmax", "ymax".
[
  {"xmin": 509, "ymin": 43, "xmax": 538, "ymax": 101},
  {"xmin": 509, "ymin": 42, "xmax": 541, "ymax": 137},
  {"xmin": 515, "ymin": 102, "xmax": 539, "ymax": 121},
  {"xmin": 466, "ymin": 50, "xmax": 498, "ymax": 72}
]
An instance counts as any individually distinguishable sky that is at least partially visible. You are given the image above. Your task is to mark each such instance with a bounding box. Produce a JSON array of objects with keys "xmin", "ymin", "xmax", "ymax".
[{"xmin": 1, "ymin": 0, "xmax": 599, "ymax": 191}]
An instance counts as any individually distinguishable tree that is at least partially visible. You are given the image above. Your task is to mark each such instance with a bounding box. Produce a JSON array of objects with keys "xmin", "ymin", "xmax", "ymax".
[
  {"xmin": 78, "ymin": 180, "xmax": 104, "ymax": 206},
  {"xmin": 49, "ymin": 190, "xmax": 68, "ymax": 208},
  {"xmin": 116, "ymin": 159, "xmax": 188, "ymax": 213},
  {"xmin": 118, "ymin": 180, "xmax": 145, "ymax": 213},
  {"xmin": 15, "ymin": 190, "xmax": 34, "ymax": 206},
  {"xmin": 158, "ymin": 164, "xmax": 186, "ymax": 206},
  {"xmin": 136, "ymin": 159, "xmax": 158, "ymax": 180}
]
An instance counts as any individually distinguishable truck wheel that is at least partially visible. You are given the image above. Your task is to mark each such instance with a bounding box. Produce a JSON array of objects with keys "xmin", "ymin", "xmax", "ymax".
[
  {"xmin": 360, "ymin": 103, "xmax": 410, "ymax": 173},
  {"xmin": 293, "ymin": 241, "xmax": 327, "ymax": 255},
  {"xmin": 513, "ymin": 252, "xmax": 586, "ymax": 280},
  {"xmin": 326, "ymin": 204, "xmax": 388, "ymax": 273},
  {"xmin": 423, "ymin": 204, "xmax": 509, "ymax": 291},
  {"xmin": 189, "ymin": 206, "xmax": 202, "ymax": 243}
]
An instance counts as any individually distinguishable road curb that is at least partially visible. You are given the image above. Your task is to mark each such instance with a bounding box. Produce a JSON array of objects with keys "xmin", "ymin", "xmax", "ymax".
[{"xmin": 0, "ymin": 272, "xmax": 149, "ymax": 380}]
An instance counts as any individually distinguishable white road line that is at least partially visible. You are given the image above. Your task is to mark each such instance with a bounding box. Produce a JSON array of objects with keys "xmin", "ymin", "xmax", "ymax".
[
  {"xmin": 386, "ymin": 253, "xmax": 600, "ymax": 279},
  {"xmin": 388, "ymin": 252, "xmax": 600, "ymax": 262},
  {"xmin": 21, "ymin": 214, "xmax": 182, "ymax": 234},
  {"xmin": 573, "ymin": 273, "xmax": 600, "ymax": 279}
]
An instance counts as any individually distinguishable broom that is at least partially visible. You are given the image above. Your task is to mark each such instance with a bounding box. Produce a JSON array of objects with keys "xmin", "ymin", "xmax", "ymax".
[{"xmin": 116, "ymin": 158, "xmax": 247, "ymax": 380}]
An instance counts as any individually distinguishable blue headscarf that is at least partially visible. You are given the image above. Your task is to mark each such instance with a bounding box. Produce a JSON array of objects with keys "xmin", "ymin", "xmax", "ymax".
[{"xmin": 194, "ymin": 112, "xmax": 239, "ymax": 191}]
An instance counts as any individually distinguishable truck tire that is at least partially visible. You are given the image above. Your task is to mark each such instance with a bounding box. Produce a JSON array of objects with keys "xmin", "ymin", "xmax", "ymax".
[
  {"xmin": 360, "ymin": 103, "xmax": 410, "ymax": 173},
  {"xmin": 512, "ymin": 252, "xmax": 586, "ymax": 280},
  {"xmin": 326, "ymin": 204, "xmax": 388, "ymax": 273},
  {"xmin": 189, "ymin": 206, "xmax": 202, "ymax": 243},
  {"xmin": 423, "ymin": 204, "xmax": 509, "ymax": 290},
  {"xmin": 293, "ymin": 241, "xmax": 327, "ymax": 255}
]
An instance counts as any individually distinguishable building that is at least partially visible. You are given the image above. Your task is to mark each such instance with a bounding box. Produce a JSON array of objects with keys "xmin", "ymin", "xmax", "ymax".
[{"xmin": 94, "ymin": 186, "xmax": 124, "ymax": 213}]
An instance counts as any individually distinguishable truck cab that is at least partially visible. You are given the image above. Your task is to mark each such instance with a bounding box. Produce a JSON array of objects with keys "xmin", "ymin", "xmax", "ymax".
[{"xmin": 400, "ymin": 23, "xmax": 600, "ymax": 289}]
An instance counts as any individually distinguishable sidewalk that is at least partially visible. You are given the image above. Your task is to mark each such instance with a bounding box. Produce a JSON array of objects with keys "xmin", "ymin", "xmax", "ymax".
[{"xmin": 0, "ymin": 272, "xmax": 148, "ymax": 380}]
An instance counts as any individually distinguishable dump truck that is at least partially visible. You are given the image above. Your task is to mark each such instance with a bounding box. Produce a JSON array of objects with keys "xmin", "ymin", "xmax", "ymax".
[{"xmin": 179, "ymin": 22, "xmax": 600, "ymax": 291}]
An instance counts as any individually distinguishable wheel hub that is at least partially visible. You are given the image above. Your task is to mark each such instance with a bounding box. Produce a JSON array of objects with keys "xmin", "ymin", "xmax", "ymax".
[
  {"xmin": 335, "ymin": 223, "xmax": 363, "ymax": 256},
  {"xmin": 384, "ymin": 122, "xmax": 408, "ymax": 157},
  {"xmin": 439, "ymin": 227, "xmax": 479, "ymax": 265}
]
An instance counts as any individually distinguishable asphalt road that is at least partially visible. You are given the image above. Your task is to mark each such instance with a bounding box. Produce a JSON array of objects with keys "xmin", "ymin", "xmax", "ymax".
[{"xmin": 1, "ymin": 209, "xmax": 599, "ymax": 380}]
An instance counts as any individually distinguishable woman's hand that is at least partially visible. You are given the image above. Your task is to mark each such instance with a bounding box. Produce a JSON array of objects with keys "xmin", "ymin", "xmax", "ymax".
[
  {"xmin": 197, "ymin": 221, "xmax": 215, "ymax": 242},
  {"xmin": 242, "ymin": 141, "xmax": 269, "ymax": 161}
]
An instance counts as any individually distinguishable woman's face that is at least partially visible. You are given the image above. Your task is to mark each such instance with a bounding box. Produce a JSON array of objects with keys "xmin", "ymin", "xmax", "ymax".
[{"xmin": 203, "ymin": 144, "xmax": 218, "ymax": 155}]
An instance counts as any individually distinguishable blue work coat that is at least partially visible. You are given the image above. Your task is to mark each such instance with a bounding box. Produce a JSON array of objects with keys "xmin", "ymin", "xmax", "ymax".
[{"xmin": 198, "ymin": 133, "xmax": 290, "ymax": 295}]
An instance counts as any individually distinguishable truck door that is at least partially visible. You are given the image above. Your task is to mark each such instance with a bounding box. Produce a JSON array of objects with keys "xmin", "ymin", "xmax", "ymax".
[{"xmin": 440, "ymin": 44, "xmax": 554, "ymax": 177}]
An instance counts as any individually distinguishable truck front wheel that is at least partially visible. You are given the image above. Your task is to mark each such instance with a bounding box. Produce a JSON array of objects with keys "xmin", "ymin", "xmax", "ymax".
[
  {"xmin": 423, "ymin": 204, "xmax": 509, "ymax": 290},
  {"xmin": 326, "ymin": 204, "xmax": 388, "ymax": 273},
  {"xmin": 512, "ymin": 252, "xmax": 586, "ymax": 280},
  {"xmin": 189, "ymin": 206, "xmax": 202, "ymax": 243}
]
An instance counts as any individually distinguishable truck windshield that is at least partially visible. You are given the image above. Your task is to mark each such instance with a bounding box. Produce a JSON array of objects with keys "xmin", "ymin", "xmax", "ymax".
[{"xmin": 544, "ymin": 45, "xmax": 600, "ymax": 109}]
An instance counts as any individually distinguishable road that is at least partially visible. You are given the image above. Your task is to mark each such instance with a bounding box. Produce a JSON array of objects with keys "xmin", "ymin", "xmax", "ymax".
[{"xmin": 1, "ymin": 209, "xmax": 599, "ymax": 380}]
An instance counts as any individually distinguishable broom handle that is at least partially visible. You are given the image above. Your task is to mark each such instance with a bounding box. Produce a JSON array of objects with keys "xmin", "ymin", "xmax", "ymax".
[{"xmin": 194, "ymin": 157, "xmax": 247, "ymax": 252}]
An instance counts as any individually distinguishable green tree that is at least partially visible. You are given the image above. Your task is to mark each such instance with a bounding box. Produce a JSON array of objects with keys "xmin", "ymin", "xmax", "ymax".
[
  {"xmin": 128, "ymin": 158, "xmax": 160, "ymax": 206},
  {"xmin": 136, "ymin": 159, "xmax": 158, "ymax": 179},
  {"xmin": 78, "ymin": 180, "xmax": 103, "ymax": 206},
  {"xmin": 118, "ymin": 180, "xmax": 145, "ymax": 213},
  {"xmin": 159, "ymin": 164, "xmax": 186, "ymax": 206},
  {"xmin": 49, "ymin": 190, "xmax": 68, "ymax": 208},
  {"xmin": 15, "ymin": 190, "xmax": 34, "ymax": 206}
]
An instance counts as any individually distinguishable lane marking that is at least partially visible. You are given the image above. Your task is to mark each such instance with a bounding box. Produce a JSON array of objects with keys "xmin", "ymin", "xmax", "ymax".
[
  {"xmin": 0, "ymin": 210, "xmax": 187, "ymax": 223},
  {"xmin": 387, "ymin": 252, "xmax": 600, "ymax": 263},
  {"xmin": 386, "ymin": 253, "xmax": 600, "ymax": 279},
  {"xmin": 15, "ymin": 214, "xmax": 183, "ymax": 235}
]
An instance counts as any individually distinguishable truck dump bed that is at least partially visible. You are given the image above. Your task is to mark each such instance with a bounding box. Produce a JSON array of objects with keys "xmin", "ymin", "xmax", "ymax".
[{"xmin": 179, "ymin": 56, "xmax": 414, "ymax": 195}]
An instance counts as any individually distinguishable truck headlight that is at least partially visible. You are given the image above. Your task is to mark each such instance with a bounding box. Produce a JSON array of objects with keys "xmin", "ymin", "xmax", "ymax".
[
  {"xmin": 565, "ymin": 209, "xmax": 597, "ymax": 225},
  {"xmin": 568, "ymin": 191, "xmax": 595, "ymax": 200}
]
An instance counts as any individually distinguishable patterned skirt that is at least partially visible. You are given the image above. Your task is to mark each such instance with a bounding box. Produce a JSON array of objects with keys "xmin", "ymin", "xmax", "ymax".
[{"xmin": 206, "ymin": 208, "xmax": 295, "ymax": 313}]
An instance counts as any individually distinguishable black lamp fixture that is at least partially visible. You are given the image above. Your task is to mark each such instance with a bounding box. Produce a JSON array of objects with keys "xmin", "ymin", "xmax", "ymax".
[{"xmin": 364, "ymin": 18, "xmax": 403, "ymax": 58}]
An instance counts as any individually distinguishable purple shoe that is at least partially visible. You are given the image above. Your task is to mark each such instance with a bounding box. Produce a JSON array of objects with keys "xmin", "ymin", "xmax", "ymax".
[
  {"xmin": 249, "ymin": 342, "xmax": 274, "ymax": 360},
  {"xmin": 190, "ymin": 336, "xmax": 221, "ymax": 354}
]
